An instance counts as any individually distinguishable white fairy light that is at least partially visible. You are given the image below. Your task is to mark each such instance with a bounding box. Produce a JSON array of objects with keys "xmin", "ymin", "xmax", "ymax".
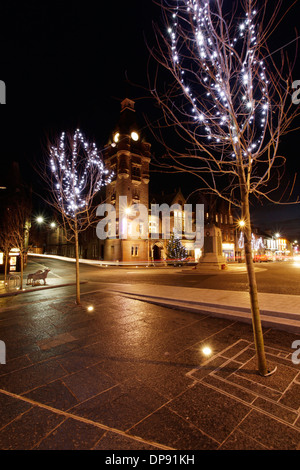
[
  {"xmin": 167, "ymin": 0, "xmax": 270, "ymax": 159},
  {"xmin": 49, "ymin": 130, "xmax": 112, "ymax": 218}
]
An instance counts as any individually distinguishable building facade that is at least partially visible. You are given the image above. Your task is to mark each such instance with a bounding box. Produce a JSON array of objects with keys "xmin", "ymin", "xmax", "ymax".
[{"xmin": 43, "ymin": 98, "xmax": 294, "ymax": 264}]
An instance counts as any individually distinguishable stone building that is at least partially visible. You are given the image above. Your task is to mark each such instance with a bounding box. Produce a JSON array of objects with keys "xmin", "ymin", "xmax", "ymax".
[{"xmin": 102, "ymin": 98, "xmax": 151, "ymax": 262}]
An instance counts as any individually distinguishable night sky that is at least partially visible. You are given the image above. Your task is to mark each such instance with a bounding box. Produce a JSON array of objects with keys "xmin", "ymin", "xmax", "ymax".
[{"xmin": 0, "ymin": 1, "xmax": 300, "ymax": 239}]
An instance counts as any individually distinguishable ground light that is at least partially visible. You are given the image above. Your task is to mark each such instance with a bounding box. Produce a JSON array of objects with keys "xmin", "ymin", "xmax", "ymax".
[
  {"xmin": 202, "ymin": 346, "xmax": 212, "ymax": 356},
  {"xmin": 87, "ymin": 306, "xmax": 94, "ymax": 312}
]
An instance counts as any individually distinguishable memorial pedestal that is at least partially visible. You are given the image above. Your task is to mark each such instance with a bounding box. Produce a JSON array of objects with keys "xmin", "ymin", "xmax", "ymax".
[{"xmin": 197, "ymin": 224, "xmax": 227, "ymax": 271}]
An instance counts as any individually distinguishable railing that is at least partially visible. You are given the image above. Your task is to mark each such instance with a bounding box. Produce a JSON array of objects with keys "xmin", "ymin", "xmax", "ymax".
[{"xmin": 7, "ymin": 274, "xmax": 21, "ymax": 291}]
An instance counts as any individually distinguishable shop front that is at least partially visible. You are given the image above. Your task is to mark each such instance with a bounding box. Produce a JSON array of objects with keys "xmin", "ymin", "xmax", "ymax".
[
  {"xmin": 0, "ymin": 249, "xmax": 21, "ymax": 274},
  {"xmin": 222, "ymin": 243, "xmax": 235, "ymax": 262}
]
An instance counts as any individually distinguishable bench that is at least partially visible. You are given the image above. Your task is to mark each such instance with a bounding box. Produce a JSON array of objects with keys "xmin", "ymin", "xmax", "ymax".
[{"xmin": 27, "ymin": 269, "xmax": 50, "ymax": 286}]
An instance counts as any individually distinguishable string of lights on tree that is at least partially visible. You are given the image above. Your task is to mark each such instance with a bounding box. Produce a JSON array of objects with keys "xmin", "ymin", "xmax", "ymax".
[
  {"xmin": 167, "ymin": 0, "xmax": 270, "ymax": 161},
  {"xmin": 238, "ymin": 232, "xmax": 265, "ymax": 251},
  {"xmin": 50, "ymin": 129, "xmax": 112, "ymax": 218},
  {"xmin": 166, "ymin": 233, "xmax": 188, "ymax": 260}
]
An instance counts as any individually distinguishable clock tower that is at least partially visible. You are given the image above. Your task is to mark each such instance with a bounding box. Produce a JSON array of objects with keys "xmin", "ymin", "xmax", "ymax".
[{"xmin": 103, "ymin": 98, "xmax": 151, "ymax": 262}]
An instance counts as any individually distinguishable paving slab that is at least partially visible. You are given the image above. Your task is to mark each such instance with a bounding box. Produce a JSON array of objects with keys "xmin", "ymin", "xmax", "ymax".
[{"xmin": 0, "ymin": 289, "xmax": 300, "ymax": 450}]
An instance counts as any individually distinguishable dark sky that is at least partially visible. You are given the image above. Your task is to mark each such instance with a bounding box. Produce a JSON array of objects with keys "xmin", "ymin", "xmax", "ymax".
[{"xmin": 0, "ymin": 0, "xmax": 300, "ymax": 239}]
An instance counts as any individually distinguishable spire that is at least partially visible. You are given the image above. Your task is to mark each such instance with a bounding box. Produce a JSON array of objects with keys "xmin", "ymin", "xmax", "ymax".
[
  {"xmin": 115, "ymin": 97, "xmax": 140, "ymax": 138},
  {"xmin": 120, "ymin": 98, "xmax": 135, "ymax": 113}
]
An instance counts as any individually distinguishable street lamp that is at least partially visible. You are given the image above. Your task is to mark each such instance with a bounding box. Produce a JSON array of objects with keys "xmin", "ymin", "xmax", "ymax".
[
  {"xmin": 235, "ymin": 219, "xmax": 246, "ymax": 262},
  {"xmin": 36, "ymin": 216, "xmax": 44, "ymax": 224}
]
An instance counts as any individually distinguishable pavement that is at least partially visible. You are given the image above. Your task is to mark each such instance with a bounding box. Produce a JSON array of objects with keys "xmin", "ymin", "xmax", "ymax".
[
  {"xmin": 105, "ymin": 281, "xmax": 300, "ymax": 335},
  {"xmin": 0, "ymin": 269, "xmax": 300, "ymax": 451}
]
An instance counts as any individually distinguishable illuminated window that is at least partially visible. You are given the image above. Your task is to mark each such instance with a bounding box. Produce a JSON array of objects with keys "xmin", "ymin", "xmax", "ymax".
[
  {"xmin": 149, "ymin": 220, "xmax": 158, "ymax": 233},
  {"xmin": 174, "ymin": 209, "xmax": 182, "ymax": 234}
]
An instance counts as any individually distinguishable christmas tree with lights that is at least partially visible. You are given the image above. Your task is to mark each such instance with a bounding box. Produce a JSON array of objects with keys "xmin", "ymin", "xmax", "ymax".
[{"xmin": 166, "ymin": 233, "xmax": 187, "ymax": 264}]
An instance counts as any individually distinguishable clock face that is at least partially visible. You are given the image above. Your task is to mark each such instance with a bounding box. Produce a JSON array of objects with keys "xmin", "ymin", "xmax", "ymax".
[{"xmin": 131, "ymin": 131, "xmax": 139, "ymax": 141}]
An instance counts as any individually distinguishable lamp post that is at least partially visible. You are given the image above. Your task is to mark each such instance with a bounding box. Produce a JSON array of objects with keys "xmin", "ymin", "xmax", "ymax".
[
  {"xmin": 236, "ymin": 219, "xmax": 245, "ymax": 262},
  {"xmin": 274, "ymin": 233, "xmax": 280, "ymax": 259},
  {"xmin": 35, "ymin": 216, "xmax": 56, "ymax": 253}
]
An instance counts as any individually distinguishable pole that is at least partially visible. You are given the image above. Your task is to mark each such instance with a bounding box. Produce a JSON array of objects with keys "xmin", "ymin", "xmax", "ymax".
[{"xmin": 74, "ymin": 217, "xmax": 80, "ymax": 305}]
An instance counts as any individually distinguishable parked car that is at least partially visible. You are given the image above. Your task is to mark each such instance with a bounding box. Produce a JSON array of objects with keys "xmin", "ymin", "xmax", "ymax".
[{"xmin": 253, "ymin": 254, "xmax": 272, "ymax": 263}]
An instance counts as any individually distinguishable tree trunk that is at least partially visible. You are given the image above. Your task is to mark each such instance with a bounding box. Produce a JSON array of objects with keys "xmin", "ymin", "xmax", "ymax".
[
  {"xmin": 242, "ymin": 195, "xmax": 269, "ymax": 376},
  {"xmin": 74, "ymin": 224, "xmax": 80, "ymax": 305},
  {"xmin": 20, "ymin": 251, "xmax": 24, "ymax": 290},
  {"xmin": 4, "ymin": 251, "xmax": 8, "ymax": 284}
]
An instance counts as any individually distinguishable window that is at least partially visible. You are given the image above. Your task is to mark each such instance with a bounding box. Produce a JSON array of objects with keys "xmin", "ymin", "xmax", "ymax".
[
  {"xmin": 132, "ymin": 166, "xmax": 141, "ymax": 178},
  {"xmin": 132, "ymin": 189, "xmax": 140, "ymax": 200},
  {"xmin": 174, "ymin": 209, "xmax": 183, "ymax": 235},
  {"xmin": 131, "ymin": 245, "xmax": 139, "ymax": 257},
  {"xmin": 92, "ymin": 245, "xmax": 97, "ymax": 258},
  {"xmin": 149, "ymin": 219, "xmax": 158, "ymax": 234}
]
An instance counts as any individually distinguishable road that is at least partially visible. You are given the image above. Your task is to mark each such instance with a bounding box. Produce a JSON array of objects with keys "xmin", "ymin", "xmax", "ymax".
[{"xmin": 20, "ymin": 256, "xmax": 300, "ymax": 296}]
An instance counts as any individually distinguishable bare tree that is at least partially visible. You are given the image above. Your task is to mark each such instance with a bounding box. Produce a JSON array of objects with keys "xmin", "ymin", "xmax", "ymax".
[
  {"xmin": 149, "ymin": 0, "xmax": 300, "ymax": 375},
  {"xmin": 39, "ymin": 129, "xmax": 112, "ymax": 305},
  {"xmin": 7, "ymin": 199, "xmax": 31, "ymax": 290},
  {"xmin": 0, "ymin": 212, "xmax": 14, "ymax": 284}
]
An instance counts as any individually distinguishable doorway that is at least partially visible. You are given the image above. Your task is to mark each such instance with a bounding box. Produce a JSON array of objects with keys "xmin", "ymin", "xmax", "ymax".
[{"xmin": 153, "ymin": 244, "xmax": 162, "ymax": 261}]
